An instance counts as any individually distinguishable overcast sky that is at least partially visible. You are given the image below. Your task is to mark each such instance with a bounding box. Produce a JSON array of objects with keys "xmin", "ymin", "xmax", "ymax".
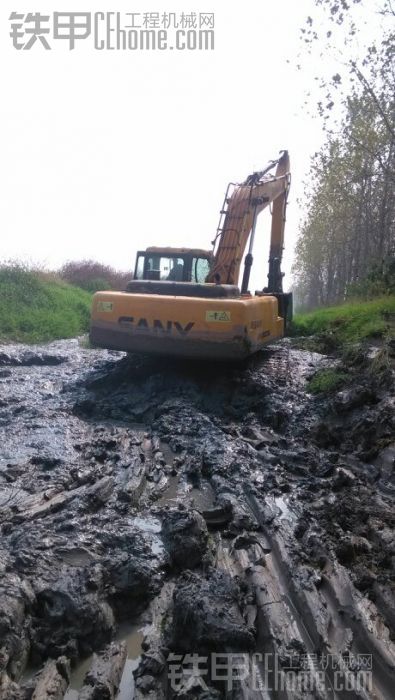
[{"xmin": 0, "ymin": 1, "xmax": 351, "ymax": 290}]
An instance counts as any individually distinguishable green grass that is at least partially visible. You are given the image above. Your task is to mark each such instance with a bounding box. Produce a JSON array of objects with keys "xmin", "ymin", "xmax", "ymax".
[
  {"xmin": 0, "ymin": 266, "xmax": 92, "ymax": 343},
  {"xmin": 307, "ymin": 368, "xmax": 349, "ymax": 394},
  {"xmin": 292, "ymin": 297, "xmax": 395, "ymax": 346}
]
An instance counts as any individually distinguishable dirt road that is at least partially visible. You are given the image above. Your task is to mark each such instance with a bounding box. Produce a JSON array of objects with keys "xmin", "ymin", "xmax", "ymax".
[{"xmin": 0, "ymin": 339, "xmax": 394, "ymax": 699}]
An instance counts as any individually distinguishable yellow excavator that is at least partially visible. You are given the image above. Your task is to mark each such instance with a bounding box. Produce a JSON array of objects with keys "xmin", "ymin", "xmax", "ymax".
[{"xmin": 90, "ymin": 151, "xmax": 292, "ymax": 360}]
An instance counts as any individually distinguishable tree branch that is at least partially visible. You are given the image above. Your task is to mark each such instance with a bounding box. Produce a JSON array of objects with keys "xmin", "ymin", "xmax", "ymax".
[
  {"xmin": 346, "ymin": 131, "xmax": 395, "ymax": 183},
  {"xmin": 351, "ymin": 63, "xmax": 395, "ymax": 140}
]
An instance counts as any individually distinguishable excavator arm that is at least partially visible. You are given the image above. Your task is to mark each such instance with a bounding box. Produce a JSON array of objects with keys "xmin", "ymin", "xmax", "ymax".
[{"xmin": 207, "ymin": 151, "xmax": 290, "ymax": 291}]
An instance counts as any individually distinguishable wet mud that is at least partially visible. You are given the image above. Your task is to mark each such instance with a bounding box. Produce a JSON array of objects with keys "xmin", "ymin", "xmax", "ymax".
[{"xmin": 0, "ymin": 338, "xmax": 394, "ymax": 698}]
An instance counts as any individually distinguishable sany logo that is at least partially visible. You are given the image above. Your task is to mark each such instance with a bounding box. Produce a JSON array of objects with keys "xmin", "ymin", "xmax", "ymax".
[{"xmin": 118, "ymin": 317, "xmax": 194, "ymax": 336}]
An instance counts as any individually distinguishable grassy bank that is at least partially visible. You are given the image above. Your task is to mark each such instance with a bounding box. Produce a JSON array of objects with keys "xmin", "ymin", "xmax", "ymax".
[
  {"xmin": 292, "ymin": 297, "xmax": 395, "ymax": 394},
  {"xmin": 292, "ymin": 297, "xmax": 395, "ymax": 346},
  {"xmin": 0, "ymin": 266, "xmax": 91, "ymax": 343}
]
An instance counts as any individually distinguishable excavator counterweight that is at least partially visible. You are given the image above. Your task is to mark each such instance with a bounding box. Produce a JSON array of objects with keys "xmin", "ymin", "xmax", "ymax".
[{"xmin": 90, "ymin": 152, "xmax": 292, "ymax": 360}]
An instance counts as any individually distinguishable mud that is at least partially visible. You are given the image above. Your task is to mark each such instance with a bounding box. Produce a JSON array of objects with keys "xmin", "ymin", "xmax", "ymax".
[{"xmin": 0, "ymin": 338, "xmax": 394, "ymax": 698}]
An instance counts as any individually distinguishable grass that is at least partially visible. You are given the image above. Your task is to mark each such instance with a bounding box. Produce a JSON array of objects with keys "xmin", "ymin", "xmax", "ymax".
[
  {"xmin": 307, "ymin": 368, "xmax": 349, "ymax": 394},
  {"xmin": 295, "ymin": 297, "xmax": 395, "ymax": 393},
  {"xmin": 0, "ymin": 265, "xmax": 91, "ymax": 343},
  {"xmin": 292, "ymin": 297, "xmax": 395, "ymax": 347}
]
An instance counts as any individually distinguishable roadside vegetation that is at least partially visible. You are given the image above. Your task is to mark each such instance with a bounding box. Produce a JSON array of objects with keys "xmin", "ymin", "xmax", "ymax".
[
  {"xmin": 294, "ymin": 297, "xmax": 395, "ymax": 394},
  {"xmin": 292, "ymin": 296, "xmax": 395, "ymax": 347},
  {"xmin": 0, "ymin": 260, "xmax": 132, "ymax": 343},
  {"xmin": 0, "ymin": 264, "xmax": 91, "ymax": 343},
  {"xmin": 290, "ymin": 0, "xmax": 395, "ymax": 393},
  {"xmin": 293, "ymin": 0, "xmax": 394, "ymax": 310},
  {"xmin": 306, "ymin": 367, "xmax": 349, "ymax": 394},
  {"xmin": 60, "ymin": 260, "xmax": 131, "ymax": 293}
]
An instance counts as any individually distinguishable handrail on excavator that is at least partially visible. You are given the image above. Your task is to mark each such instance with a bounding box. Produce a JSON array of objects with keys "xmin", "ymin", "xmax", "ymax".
[{"xmin": 207, "ymin": 151, "xmax": 290, "ymax": 292}]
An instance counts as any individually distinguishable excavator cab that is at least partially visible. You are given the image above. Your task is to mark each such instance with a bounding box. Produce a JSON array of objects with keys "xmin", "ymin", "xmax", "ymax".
[
  {"xmin": 134, "ymin": 248, "xmax": 213, "ymax": 283},
  {"xmin": 90, "ymin": 151, "xmax": 293, "ymax": 360}
]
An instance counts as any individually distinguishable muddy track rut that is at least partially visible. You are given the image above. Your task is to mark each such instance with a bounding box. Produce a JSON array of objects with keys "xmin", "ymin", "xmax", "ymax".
[{"xmin": 0, "ymin": 339, "xmax": 394, "ymax": 699}]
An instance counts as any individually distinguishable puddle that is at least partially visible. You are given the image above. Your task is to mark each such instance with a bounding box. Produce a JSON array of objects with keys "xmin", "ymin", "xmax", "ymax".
[
  {"xmin": 157, "ymin": 439, "xmax": 176, "ymax": 465},
  {"xmin": 252, "ymin": 470, "xmax": 265, "ymax": 486},
  {"xmin": 272, "ymin": 496, "xmax": 298, "ymax": 523},
  {"xmin": 156, "ymin": 476, "xmax": 214, "ymax": 511},
  {"xmin": 64, "ymin": 653, "xmax": 92, "ymax": 699},
  {"xmin": 132, "ymin": 515, "xmax": 161, "ymax": 533},
  {"xmin": 64, "ymin": 623, "xmax": 145, "ymax": 700},
  {"xmin": 131, "ymin": 515, "xmax": 163, "ymax": 556},
  {"xmin": 115, "ymin": 624, "xmax": 145, "ymax": 700},
  {"xmin": 186, "ymin": 481, "xmax": 215, "ymax": 510},
  {"xmin": 58, "ymin": 546, "xmax": 96, "ymax": 567},
  {"xmin": 156, "ymin": 475, "xmax": 179, "ymax": 505}
]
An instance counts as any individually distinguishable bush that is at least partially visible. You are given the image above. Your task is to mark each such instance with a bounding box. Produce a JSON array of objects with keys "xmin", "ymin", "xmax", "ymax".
[
  {"xmin": 81, "ymin": 277, "xmax": 112, "ymax": 293},
  {"xmin": 346, "ymin": 257, "xmax": 395, "ymax": 300},
  {"xmin": 59, "ymin": 260, "xmax": 131, "ymax": 292}
]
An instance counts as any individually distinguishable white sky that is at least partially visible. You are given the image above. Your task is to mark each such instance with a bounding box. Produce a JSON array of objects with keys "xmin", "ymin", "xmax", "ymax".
[{"xmin": 0, "ymin": 0, "xmax": 365, "ymax": 290}]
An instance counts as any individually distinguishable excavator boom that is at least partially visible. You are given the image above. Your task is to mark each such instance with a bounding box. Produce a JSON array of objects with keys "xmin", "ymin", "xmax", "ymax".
[{"xmin": 207, "ymin": 151, "xmax": 290, "ymax": 289}]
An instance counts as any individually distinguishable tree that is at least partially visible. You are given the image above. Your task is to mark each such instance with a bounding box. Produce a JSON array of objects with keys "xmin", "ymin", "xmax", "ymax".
[{"xmin": 293, "ymin": 0, "xmax": 394, "ymax": 308}]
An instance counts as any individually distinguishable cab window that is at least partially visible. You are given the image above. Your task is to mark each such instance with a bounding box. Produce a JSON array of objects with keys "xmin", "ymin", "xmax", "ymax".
[
  {"xmin": 145, "ymin": 255, "xmax": 184, "ymax": 281},
  {"xmin": 192, "ymin": 257, "xmax": 211, "ymax": 283},
  {"xmin": 135, "ymin": 254, "xmax": 145, "ymax": 280}
]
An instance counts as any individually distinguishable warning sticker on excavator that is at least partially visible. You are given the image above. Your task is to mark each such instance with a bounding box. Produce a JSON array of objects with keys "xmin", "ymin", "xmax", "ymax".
[
  {"xmin": 97, "ymin": 301, "xmax": 113, "ymax": 312},
  {"xmin": 206, "ymin": 311, "xmax": 231, "ymax": 323}
]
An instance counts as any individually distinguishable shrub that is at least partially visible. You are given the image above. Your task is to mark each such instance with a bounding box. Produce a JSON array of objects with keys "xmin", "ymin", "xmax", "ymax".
[
  {"xmin": 346, "ymin": 256, "xmax": 395, "ymax": 300},
  {"xmin": 59, "ymin": 260, "xmax": 131, "ymax": 291}
]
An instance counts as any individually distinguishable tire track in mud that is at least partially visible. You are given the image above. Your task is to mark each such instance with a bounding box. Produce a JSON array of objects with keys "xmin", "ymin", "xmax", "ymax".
[{"xmin": 0, "ymin": 339, "xmax": 394, "ymax": 699}]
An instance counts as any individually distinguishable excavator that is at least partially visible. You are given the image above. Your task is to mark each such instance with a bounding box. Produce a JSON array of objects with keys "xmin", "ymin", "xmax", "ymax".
[{"xmin": 90, "ymin": 151, "xmax": 292, "ymax": 360}]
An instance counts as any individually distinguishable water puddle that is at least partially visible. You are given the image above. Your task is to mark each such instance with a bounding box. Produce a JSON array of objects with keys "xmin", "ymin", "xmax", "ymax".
[
  {"xmin": 64, "ymin": 655, "xmax": 92, "ymax": 699},
  {"xmin": 187, "ymin": 481, "xmax": 215, "ymax": 510},
  {"xmin": 132, "ymin": 515, "xmax": 161, "ymax": 533},
  {"xmin": 58, "ymin": 546, "xmax": 96, "ymax": 567},
  {"xmin": 157, "ymin": 438, "xmax": 176, "ymax": 464},
  {"xmin": 131, "ymin": 515, "xmax": 163, "ymax": 556},
  {"xmin": 115, "ymin": 624, "xmax": 145, "ymax": 700},
  {"xmin": 271, "ymin": 495, "xmax": 298, "ymax": 524},
  {"xmin": 156, "ymin": 475, "xmax": 214, "ymax": 511},
  {"xmin": 156, "ymin": 474, "xmax": 179, "ymax": 504},
  {"xmin": 64, "ymin": 623, "xmax": 145, "ymax": 700}
]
